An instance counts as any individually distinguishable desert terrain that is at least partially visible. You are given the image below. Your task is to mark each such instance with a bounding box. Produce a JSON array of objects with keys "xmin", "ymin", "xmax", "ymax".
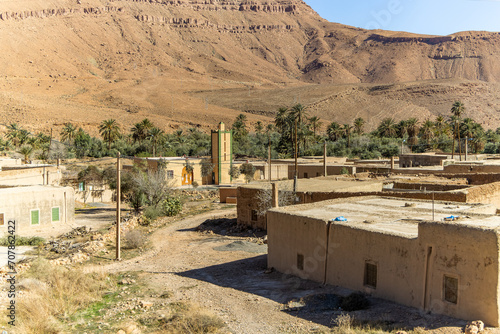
[{"xmin": 2, "ymin": 0, "xmax": 500, "ymax": 137}]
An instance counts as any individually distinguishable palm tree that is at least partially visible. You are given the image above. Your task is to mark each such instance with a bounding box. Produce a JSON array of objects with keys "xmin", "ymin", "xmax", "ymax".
[
  {"xmin": 131, "ymin": 122, "xmax": 146, "ymax": 144},
  {"xmin": 255, "ymin": 121, "xmax": 263, "ymax": 134},
  {"xmin": 377, "ymin": 118, "xmax": 397, "ymax": 138},
  {"xmin": 420, "ymin": 119, "xmax": 435, "ymax": 149},
  {"xmin": 19, "ymin": 145, "xmax": 33, "ymax": 164},
  {"xmin": 291, "ymin": 104, "xmax": 308, "ymax": 152},
  {"xmin": 148, "ymin": 127, "xmax": 164, "ymax": 156},
  {"xmin": 308, "ymin": 116, "xmax": 322, "ymax": 139},
  {"xmin": 343, "ymin": 124, "xmax": 354, "ymax": 148},
  {"xmin": 6, "ymin": 123, "xmax": 21, "ymax": 148},
  {"xmin": 451, "ymin": 101, "xmax": 465, "ymax": 159},
  {"xmin": 60, "ymin": 123, "xmax": 77, "ymax": 145},
  {"xmin": 353, "ymin": 117, "xmax": 365, "ymax": 136},
  {"xmin": 275, "ymin": 107, "xmax": 289, "ymax": 134},
  {"xmin": 99, "ymin": 119, "xmax": 121, "ymax": 150},
  {"xmin": 326, "ymin": 122, "xmax": 343, "ymax": 141},
  {"xmin": 406, "ymin": 118, "xmax": 419, "ymax": 152}
]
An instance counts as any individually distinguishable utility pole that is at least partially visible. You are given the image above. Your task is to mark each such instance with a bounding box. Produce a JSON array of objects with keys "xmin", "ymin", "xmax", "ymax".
[
  {"xmin": 465, "ymin": 136, "xmax": 468, "ymax": 161},
  {"xmin": 323, "ymin": 141, "xmax": 327, "ymax": 177},
  {"xmin": 116, "ymin": 152, "xmax": 121, "ymax": 261},
  {"xmin": 294, "ymin": 118, "xmax": 298, "ymax": 194},
  {"xmin": 268, "ymin": 133, "xmax": 272, "ymax": 182},
  {"xmin": 48, "ymin": 128, "xmax": 53, "ymax": 159}
]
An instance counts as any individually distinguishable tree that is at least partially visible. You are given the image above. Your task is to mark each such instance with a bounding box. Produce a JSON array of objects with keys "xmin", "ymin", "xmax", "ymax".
[
  {"xmin": 232, "ymin": 114, "xmax": 249, "ymax": 142},
  {"xmin": 19, "ymin": 145, "xmax": 33, "ymax": 163},
  {"xmin": 228, "ymin": 166, "xmax": 241, "ymax": 179},
  {"xmin": 308, "ymin": 116, "xmax": 322, "ymax": 139},
  {"xmin": 327, "ymin": 122, "xmax": 343, "ymax": 141},
  {"xmin": 420, "ymin": 119, "xmax": 435, "ymax": 148},
  {"xmin": 377, "ymin": 118, "xmax": 397, "ymax": 138},
  {"xmin": 343, "ymin": 124, "xmax": 354, "ymax": 148},
  {"xmin": 239, "ymin": 162, "xmax": 256, "ymax": 183},
  {"xmin": 148, "ymin": 127, "xmax": 164, "ymax": 156},
  {"xmin": 6, "ymin": 123, "xmax": 22, "ymax": 148},
  {"xmin": 99, "ymin": 119, "xmax": 121, "ymax": 150},
  {"xmin": 451, "ymin": 101, "xmax": 465, "ymax": 158},
  {"xmin": 406, "ymin": 118, "xmax": 419, "ymax": 152},
  {"xmin": 353, "ymin": 117, "xmax": 365, "ymax": 136},
  {"xmin": 255, "ymin": 121, "xmax": 263, "ymax": 134},
  {"xmin": 60, "ymin": 123, "xmax": 77, "ymax": 146}
]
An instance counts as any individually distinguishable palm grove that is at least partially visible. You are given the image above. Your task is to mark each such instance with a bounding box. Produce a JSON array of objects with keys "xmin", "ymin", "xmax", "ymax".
[{"xmin": 0, "ymin": 101, "xmax": 498, "ymax": 162}]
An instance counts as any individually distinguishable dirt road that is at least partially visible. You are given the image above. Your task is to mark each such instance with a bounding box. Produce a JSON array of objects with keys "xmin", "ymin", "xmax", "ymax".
[{"xmin": 103, "ymin": 208, "xmax": 483, "ymax": 334}]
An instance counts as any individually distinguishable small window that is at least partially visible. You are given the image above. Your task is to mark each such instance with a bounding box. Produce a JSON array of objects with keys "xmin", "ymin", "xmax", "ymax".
[
  {"xmin": 0, "ymin": 213, "xmax": 4, "ymax": 226},
  {"xmin": 166, "ymin": 170, "xmax": 174, "ymax": 179},
  {"xmin": 78, "ymin": 182, "xmax": 85, "ymax": 191},
  {"xmin": 297, "ymin": 254, "xmax": 304, "ymax": 270},
  {"xmin": 364, "ymin": 262, "xmax": 377, "ymax": 288},
  {"xmin": 52, "ymin": 207, "xmax": 60, "ymax": 222},
  {"xmin": 251, "ymin": 210, "xmax": 258, "ymax": 221},
  {"xmin": 31, "ymin": 209, "xmax": 40, "ymax": 225},
  {"xmin": 443, "ymin": 275, "xmax": 458, "ymax": 304}
]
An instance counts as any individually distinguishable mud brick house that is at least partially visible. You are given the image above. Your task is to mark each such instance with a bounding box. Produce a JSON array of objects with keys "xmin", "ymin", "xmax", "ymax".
[
  {"xmin": 267, "ymin": 196, "xmax": 500, "ymax": 325},
  {"xmin": 0, "ymin": 185, "xmax": 75, "ymax": 235}
]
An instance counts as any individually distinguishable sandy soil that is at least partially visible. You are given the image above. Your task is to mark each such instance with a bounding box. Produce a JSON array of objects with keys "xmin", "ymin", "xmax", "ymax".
[{"xmin": 99, "ymin": 207, "xmax": 496, "ymax": 334}]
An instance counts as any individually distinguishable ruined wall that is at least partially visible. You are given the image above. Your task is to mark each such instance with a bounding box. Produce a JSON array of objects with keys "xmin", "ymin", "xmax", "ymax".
[
  {"xmin": 418, "ymin": 222, "xmax": 500, "ymax": 326},
  {"xmin": 220, "ymin": 187, "xmax": 237, "ymax": 203},
  {"xmin": 236, "ymin": 186, "xmax": 266, "ymax": 229},
  {"xmin": 466, "ymin": 181, "xmax": 500, "ymax": 208},
  {"xmin": 444, "ymin": 164, "xmax": 500, "ymax": 174},
  {"xmin": 392, "ymin": 182, "xmax": 468, "ymax": 192},
  {"xmin": 399, "ymin": 154, "xmax": 448, "ymax": 168}
]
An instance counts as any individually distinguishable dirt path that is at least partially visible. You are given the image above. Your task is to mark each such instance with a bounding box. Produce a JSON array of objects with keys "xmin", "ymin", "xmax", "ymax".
[{"xmin": 101, "ymin": 208, "xmax": 493, "ymax": 334}]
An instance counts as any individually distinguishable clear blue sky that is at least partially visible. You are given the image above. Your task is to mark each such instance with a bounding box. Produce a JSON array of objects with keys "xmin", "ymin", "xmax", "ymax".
[{"xmin": 305, "ymin": 0, "xmax": 500, "ymax": 36}]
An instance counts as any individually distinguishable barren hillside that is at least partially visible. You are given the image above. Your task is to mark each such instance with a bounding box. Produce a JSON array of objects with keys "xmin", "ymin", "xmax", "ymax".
[{"xmin": 1, "ymin": 0, "xmax": 500, "ymax": 136}]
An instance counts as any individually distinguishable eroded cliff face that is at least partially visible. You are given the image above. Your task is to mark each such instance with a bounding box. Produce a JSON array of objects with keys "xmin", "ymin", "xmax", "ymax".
[{"xmin": 2, "ymin": 0, "xmax": 500, "ymax": 134}]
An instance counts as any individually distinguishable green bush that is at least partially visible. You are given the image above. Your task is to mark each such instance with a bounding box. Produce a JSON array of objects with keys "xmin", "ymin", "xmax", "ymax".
[
  {"xmin": 143, "ymin": 206, "xmax": 161, "ymax": 221},
  {"xmin": 161, "ymin": 197, "xmax": 183, "ymax": 217},
  {"xmin": 0, "ymin": 236, "xmax": 45, "ymax": 246}
]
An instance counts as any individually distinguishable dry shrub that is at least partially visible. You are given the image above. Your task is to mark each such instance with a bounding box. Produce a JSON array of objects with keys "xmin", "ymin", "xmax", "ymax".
[
  {"xmin": 332, "ymin": 313, "xmax": 354, "ymax": 332},
  {"xmin": 161, "ymin": 303, "xmax": 225, "ymax": 334},
  {"xmin": 16, "ymin": 259, "xmax": 111, "ymax": 333},
  {"xmin": 124, "ymin": 229, "xmax": 147, "ymax": 249}
]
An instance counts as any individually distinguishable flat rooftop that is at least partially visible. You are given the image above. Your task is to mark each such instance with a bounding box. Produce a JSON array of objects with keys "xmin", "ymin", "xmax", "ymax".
[
  {"xmin": 271, "ymin": 197, "xmax": 500, "ymax": 238},
  {"xmin": 239, "ymin": 177, "xmax": 383, "ymax": 193}
]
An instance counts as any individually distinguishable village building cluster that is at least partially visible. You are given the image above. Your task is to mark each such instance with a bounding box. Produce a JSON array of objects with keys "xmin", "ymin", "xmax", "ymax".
[{"xmin": 3, "ymin": 122, "xmax": 500, "ymax": 326}]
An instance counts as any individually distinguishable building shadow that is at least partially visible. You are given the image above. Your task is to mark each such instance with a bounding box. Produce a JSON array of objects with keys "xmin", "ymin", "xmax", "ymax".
[{"xmin": 177, "ymin": 255, "xmax": 467, "ymax": 331}]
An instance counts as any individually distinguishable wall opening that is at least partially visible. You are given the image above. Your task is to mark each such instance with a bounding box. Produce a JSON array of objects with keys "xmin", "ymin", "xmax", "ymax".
[
  {"xmin": 443, "ymin": 275, "xmax": 458, "ymax": 304},
  {"xmin": 304, "ymin": 172, "xmax": 308, "ymax": 178},
  {"xmin": 364, "ymin": 262, "xmax": 377, "ymax": 288},
  {"xmin": 251, "ymin": 210, "xmax": 258, "ymax": 222},
  {"xmin": 31, "ymin": 209, "xmax": 40, "ymax": 225},
  {"xmin": 51, "ymin": 207, "xmax": 60, "ymax": 222},
  {"xmin": 297, "ymin": 253, "xmax": 304, "ymax": 270}
]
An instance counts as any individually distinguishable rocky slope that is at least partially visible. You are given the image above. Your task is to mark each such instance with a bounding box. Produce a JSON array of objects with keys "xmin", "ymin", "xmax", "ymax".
[{"xmin": 1, "ymin": 0, "xmax": 500, "ymax": 135}]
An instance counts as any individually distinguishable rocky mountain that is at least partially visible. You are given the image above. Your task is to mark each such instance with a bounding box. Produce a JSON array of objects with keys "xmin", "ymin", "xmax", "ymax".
[{"xmin": 1, "ymin": 0, "xmax": 500, "ymax": 135}]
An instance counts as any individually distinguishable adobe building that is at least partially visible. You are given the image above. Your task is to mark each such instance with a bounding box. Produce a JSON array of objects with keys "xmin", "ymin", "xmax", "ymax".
[
  {"xmin": 211, "ymin": 122, "xmax": 232, "ymax": 185},
  {"xmin": 267, "ymin": 196, "xmax": 500, "ymax": 326},
  {"xmin": 131, "ymin": 157, "xmax": 208, "ymax": 187},
  {"xmin": 0, "ymin": 185, "xmax": 75, "ymax": 235},
  {"xmin": 0, "ymin": 164, "xmax": 63, "ymax": 186},
  {"xmin": 237, "ymin": 178, "xmax": 384, "ymax": 229}
]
